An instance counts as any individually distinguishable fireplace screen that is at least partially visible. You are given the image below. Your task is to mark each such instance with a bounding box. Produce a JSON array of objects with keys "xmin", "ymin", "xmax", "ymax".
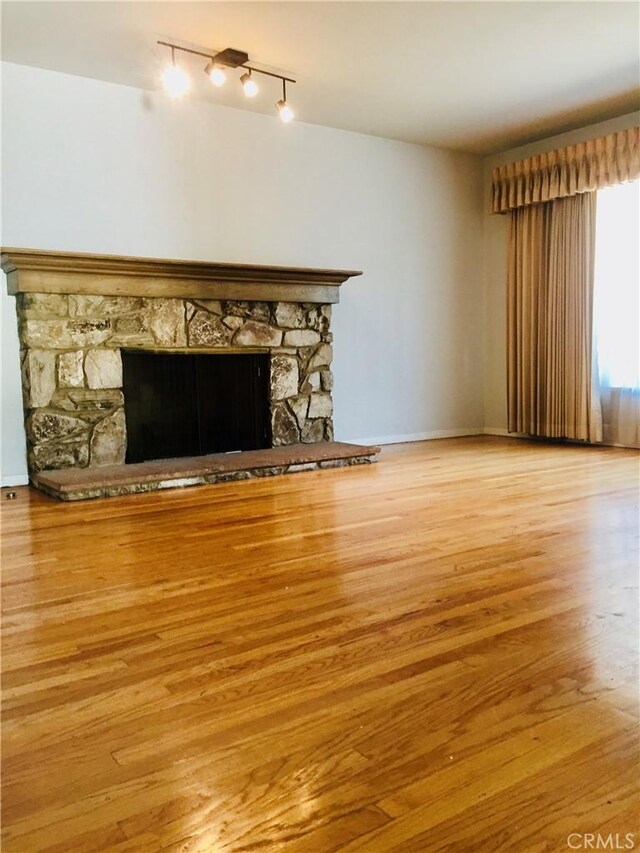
[{"xmin": 122, "ymin": 351, "xmax": 271, "ymax": 463}]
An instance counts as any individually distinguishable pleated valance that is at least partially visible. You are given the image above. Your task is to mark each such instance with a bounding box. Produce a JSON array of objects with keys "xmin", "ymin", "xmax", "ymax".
[{"xmin": 491, "ymin": 127, "xmax": 640, "ymax": 214}]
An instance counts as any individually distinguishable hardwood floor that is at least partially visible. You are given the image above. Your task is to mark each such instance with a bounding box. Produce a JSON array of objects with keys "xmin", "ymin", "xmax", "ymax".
[{"xmin": 2, "ymin": 436, "xmax": 638, "ymax": 852}]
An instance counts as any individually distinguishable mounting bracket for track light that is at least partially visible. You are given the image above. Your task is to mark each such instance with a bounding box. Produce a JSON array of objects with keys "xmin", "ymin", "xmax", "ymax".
[
  {"xmin": 212, "ymin": 48, "xmax": 249, "ymax": 68},
  {"xmin": 157, "ymin": 40, "xmax": 296, "ymax": 84}
]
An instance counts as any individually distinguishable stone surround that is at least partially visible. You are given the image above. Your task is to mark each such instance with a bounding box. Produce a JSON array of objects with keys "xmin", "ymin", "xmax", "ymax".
[
  {"xmin": 16, "ymin": 293, "xmax": 335, "ymax": 472},
  {"xmin": 3, "ymin": 249, "xmax": 365, "ymax": 495}
]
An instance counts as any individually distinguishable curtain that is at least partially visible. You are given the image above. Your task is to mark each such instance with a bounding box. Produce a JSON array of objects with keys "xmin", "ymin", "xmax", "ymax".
[
  {"xmin": 492, "ymin": 127, "xmax": 640, "ymax": 213},
  {"xmin": 599, "ymin": 388, "xmax": 640, "ymax": 447},
  {"xmin": 593, "ymin": 180, "xmax": 640, "ymax": 447},
  {"xmin": 507, "ymin": 192, "xmax": 602, "ymax": 442}
]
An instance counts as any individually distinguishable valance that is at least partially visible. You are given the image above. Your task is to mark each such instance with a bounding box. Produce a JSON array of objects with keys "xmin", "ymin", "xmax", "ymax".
[{"xmin": 491, "ymin": 127, "xmax": 640, "ymax": 214}]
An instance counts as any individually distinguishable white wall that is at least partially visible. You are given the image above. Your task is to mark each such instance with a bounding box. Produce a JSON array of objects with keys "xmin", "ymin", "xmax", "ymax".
[
  {"xmin": 1, "ymin": 62, "xmax": 485, "ymax": 484},
  {"xmin": 482, "ymin": 110, "xmax": 640, "ymax": 433}
]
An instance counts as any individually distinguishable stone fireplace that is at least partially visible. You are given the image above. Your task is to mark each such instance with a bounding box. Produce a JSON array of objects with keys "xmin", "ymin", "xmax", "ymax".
[{"xmin": 2, "ymin": 249, "xmax": 379, "ymax": 499}]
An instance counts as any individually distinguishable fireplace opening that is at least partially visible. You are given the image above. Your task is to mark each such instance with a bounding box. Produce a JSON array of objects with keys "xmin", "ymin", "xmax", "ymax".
[{"xmin": 122, "ymin": 350, "xmax": 271, "ymax": 463}]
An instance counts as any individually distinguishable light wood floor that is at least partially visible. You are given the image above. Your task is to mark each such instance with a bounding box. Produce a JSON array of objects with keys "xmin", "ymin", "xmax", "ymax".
[{"xmin": 2, "ymin": 436, "xmax": 639, "ymax": 852}]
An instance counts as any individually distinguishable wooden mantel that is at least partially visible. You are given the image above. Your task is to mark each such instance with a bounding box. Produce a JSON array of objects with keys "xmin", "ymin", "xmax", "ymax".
[{"xmin": 1, "ymin": 248, "xmax": 363, "ymax": 304}]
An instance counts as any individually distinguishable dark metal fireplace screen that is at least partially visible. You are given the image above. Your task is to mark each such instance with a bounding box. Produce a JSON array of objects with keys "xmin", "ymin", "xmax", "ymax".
[{"xmin": 122, "ymin": 350, "xmax": 271, "ymax": 463}]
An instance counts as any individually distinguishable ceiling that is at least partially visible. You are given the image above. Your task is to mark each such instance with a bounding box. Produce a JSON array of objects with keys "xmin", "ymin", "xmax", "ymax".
[{"xmin": 2, "ymin": 1, "xmax": 639, "ymax": 154}]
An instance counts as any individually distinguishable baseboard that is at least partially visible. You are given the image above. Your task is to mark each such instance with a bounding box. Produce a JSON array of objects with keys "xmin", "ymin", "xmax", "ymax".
[
  {"xmin": 1, "ymin": 474, "xmax": 29, "ymax": 488},
  {"xmin": 482, "ymin": 427, "xmax": 638, "ymax": 449},
  {"xmin": 343, "ymin": 428, "xmax": 485, "ymax": 446}
]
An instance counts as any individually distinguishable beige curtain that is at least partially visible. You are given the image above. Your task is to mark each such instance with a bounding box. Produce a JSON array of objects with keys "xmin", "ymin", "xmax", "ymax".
[
  {"xmin": 507, "ymin": 192, "xmax": 602, "ymax": 442},
  {"xmin": 600, "ymin": 387, "xmax": 640, "ymax": 447},
  {"xmin": 492, "ymin": 127, "xmax": 640, "ymax": 213}
]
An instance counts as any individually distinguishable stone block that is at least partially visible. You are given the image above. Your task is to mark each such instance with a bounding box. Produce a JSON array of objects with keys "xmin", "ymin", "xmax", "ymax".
[
  {"xmin": 301, "ymin": 371, "xmax": 321, "ymax": 393},
  {"xmin": 22, "ymin": 319, "xmax": 112, "ymax": 349},
  {"xmin": 29, "ymin": 411, "xmax": 89, "ymax": 444},
  {"xmin": 85, "ymin": 349, "xmax": 122, "ymax": 390},
  {"xmin": 301, "ymin": 419, "xmax": 324, "ymax": 444},
  {"xmin": 270, "ymin": 356, "xmax": 299, "ymax": 400},
  {"xmin": 148, "ymin": 299, "xmax": 187, "ymax": 347},
  {"xmin": 272, "ymin": 403, "xmax": 300, "ymax": 446},
  {"xmin": 193, "ymin": 300, "xmax": 223, "ymax": 315},
  {"xmin": 90, "ymin": 409, "xmax": 126, "ymax": 466},
  {"xmin": 308, "ymin": 393, "xmax": 333, "ymax": 418},
  {"xmin": 306, "ymin": 305, "xmax": 331, "ymax": 333},
  {"xmin": 223, "ymin": 301, "xmax": 270, "ymax": 323},
  {"xmin": 66, "ymin": 389, "xmax": 124, "ymax": 408},
  {"xmin": 70, "ymin": 320, "xmax": 114, "ymax": 347},
  {"xmin": 288, "ymin": 395, "xmax": 310, "ymax": 429},
  {"xmin": 57, "ymin": 351, "xmax": 85, "ymax": 388},
  {"xmin": 246, "ymin": 302, "xmax": 271, "ymax": 323},
  {"xmin": 274, "ymin": 302, "xmax": 306, "ymax": 329},
  {"xmin": 288, "ymin": 462, "xmax": 318, "ymax": 473},
  {"xmin": 307, "ymin": 343, "xmax": 333, "ymax": 371},
  {"xmin": 188, "ymin": 311, "xmax": 232, "ymax": 347},
  {"xmin": 222, "ymin": 315, "xmax": 244, "ymax": 331},
  {"xmin": 104, "ymin": 297, "xmax": 144, "ymax": 315},
  {"xmin": 234, "ymin": 321, "xmax": 282, "ymax": 348},
  {"xmin": 283, "ymin": 329, "xmax": 321, "ymax": 347},
  {"xmin": 320, "ymin": 370, "xmax": 334, "ymax": 391},
  {"xmin": 114, "ymin": 316, "xmax": 148, "ymax": 335},
  {"xmin": 254, "ymin": 466, "xmax": 288, "ymax": 478},
  {"xmin": 19, "ymin": 293, "xmax": 69, "ymax": 318},
  {"xmin": 296, "ymin": 346, "xmax": 316, "ymax": 372},
  {"xmin": 25, "ymin": 350, "xmax": 56, "ymax": 407},
  {"xmin": 68, "ymin": 296, "xmax": 105, "ymax": 318},
  {"xmin": 50, "ymin": 390, "xmax": 120, "ymax": 422},
  {"xmin": 31, "ymin": 439, "xmax": 89, "ymax": 471},
  {"xmin": 110, "ymin": 314, "xmax": 154, "ymax": 347}
]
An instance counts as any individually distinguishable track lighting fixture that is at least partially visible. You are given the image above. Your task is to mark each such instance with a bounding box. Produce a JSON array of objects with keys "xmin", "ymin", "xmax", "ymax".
[
  {"xmin": 160, "ymin": 46, "xmax": 191, "ymax": 98},
  {"xmin": 276, "ymin": 100, "xmax": 295, "ymax": 123},
  {"xmin": 158, "ymin": 40, "xmax": 296, "ymax": 122},
  {"xmin": 205, "ymin": 60, "xmax": 226, "ymax": 87},
  {"xmin": 240, "ymin": 71, "xmax": 259, "ymax": 98},
  {"xmin": 276, "ymin": 79, "xmax": 294, "ymax": 123}
]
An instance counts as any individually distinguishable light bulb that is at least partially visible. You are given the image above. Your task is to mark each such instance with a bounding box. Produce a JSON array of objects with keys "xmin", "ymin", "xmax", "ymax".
[
  {"xmin": 161, "ymin": 63, "xmax": 191, "ymax": 98},
  {"xmin": 276, "ymin": 99, "xmax": 294, "ymax": 123},
  {"xmin": 205, "ymin": 61, "xmax": 226, "ymax": 87},
  {"xmin": 240, "ymin": 71, "xmax": 259, "ymax": 98}
]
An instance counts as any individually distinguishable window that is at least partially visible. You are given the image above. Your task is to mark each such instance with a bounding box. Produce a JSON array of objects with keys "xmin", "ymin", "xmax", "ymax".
[{"xmin": 594, "ymin": 180, "xmax": 640, "ymax": 390}]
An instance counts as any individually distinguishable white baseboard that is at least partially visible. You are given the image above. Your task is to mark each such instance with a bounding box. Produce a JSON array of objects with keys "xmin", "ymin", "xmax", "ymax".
[
  {"xmin": 1, "ymin": 474, "xmax": 29, "ymax": 488},
  {"xmin": 343, "ymin": 428, "xmax": 485, "ymax": 446}
]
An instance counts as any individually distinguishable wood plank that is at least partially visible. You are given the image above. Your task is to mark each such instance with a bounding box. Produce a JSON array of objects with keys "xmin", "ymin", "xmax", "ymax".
[{"xmin": 1, "ymin": 436, "xmax": 638, "ymax": 852}]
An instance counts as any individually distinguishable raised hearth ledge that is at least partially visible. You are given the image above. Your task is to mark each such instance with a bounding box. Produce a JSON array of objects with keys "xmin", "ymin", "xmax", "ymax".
[
  {"xmin": 1, "ymin": 248, "xmax": 363, "ymax": 304},
  {"xmin": 32, "ymin": 441, "xmax": 381, "ymax": 501}
]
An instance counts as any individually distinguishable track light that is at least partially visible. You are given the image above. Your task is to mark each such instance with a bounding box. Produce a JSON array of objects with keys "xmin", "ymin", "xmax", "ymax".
[
  {"xmin": 276, "ymin": 79, "xmax": 294, "ymax": 123},
  {"xmin": 240, "ymin": 71, "xmax": 259, "ymax": 98},
  {"xmin": 158, "ymin": 40, "xmax": 296, "ymax": 123},
  {"xmin": 276, "ymin": 100, "xmax": 294, "ymax": 123},
  {"xmin": 205, "ymin": 60, "xmax": 226, "ymax": 87},
  {"xmin": 161, "ymin": 47, "xmax": 191, "ymax": 98}
]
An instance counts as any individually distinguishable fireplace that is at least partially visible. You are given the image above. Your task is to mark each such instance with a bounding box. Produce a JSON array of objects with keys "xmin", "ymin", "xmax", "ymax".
[
  {"xmin": 2, "ymin": 249, "xmax": 379, "ymax": 499},
  {"xmin": 122, "ymin": 350, "xmax": 271, "ymax": 462}
]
